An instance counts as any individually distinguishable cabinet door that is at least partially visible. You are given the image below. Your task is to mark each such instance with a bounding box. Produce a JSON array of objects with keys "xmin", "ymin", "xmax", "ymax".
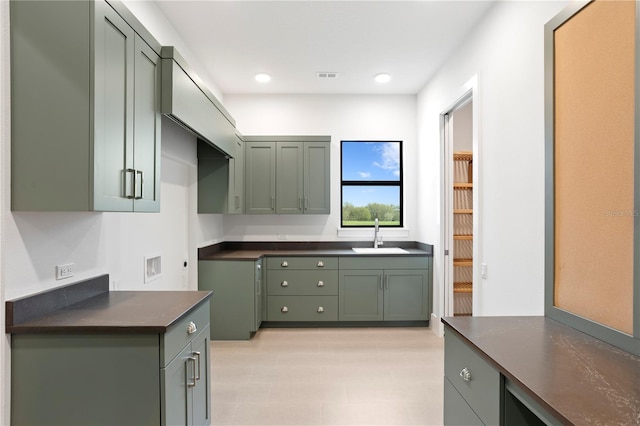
[
  {"xmin": 132, "ymin": 34, "xmax": 161, "ymax": 212},
  {"xmin": 254, "ymin": 260, "xmax": 263, "ymax": 331},
  {"xmin": 245, "ymin": 142, "xmax": 276, "ymax": 214},
  {"xmin": 304, "ymin": 142, "xmax": 331, "ymax": 214},
  {"xmin": 276, "ymin": 142, "xmax": 304, "ymax": 214},
  {"xmin": 339, "ymin": 270, "xmax": 384, "ymax": 321},
  {"xmin": 161, "ymin": 344, "xmax": 192, "ymax": 426},
  {"xmin": 93, "ymin": 0, "xmax": 135, "ymax": 211},
  {"xmin": 191, "ymin": 328, "xmax": 211, "ymax": 426},
  {"xmin": 229, "ymin": 135, "xmax": 244, "ymax": 214},
  {"xmin": 384, "ymin": 269, "xmax": 430, "ymax": 321}
]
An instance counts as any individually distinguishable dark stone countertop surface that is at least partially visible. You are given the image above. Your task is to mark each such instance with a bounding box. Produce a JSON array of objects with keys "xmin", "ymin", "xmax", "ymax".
[
  {"xmin": 442, "ymin": 316, "xmax": 640, "ymax": 426},
  {"xmin": 6, "ymin": 275, "xmax": 211, "ymax": 334},
  {"xmin": 198, "ymin": 241, "xmax": 433, "ymax": 261}
]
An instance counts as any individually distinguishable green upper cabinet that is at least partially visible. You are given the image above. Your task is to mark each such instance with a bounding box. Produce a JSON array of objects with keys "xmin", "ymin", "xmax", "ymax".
[
  {"xmin": 197, "ymin": 134, "xmax": 244, "ymax": 214},
  {"xmin": 245, "ymin": 141, "xmax": 277, "ymax": 214},
  {"xmin": 245, "ymin": 136, "xmax": 331, "ymax": 215},
  {"xmin": 10, "ymin": 0, "xmax": 161, "ymax": 212}
]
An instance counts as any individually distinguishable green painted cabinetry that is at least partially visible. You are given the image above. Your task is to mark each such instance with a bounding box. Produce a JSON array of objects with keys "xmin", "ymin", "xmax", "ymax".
[
  {"xmin": 339, "ymin": 256, "xmax": 431, "ymax": 321},
  {"xmin": 198, "ymin": 259, "xmax": 263, "ymax": 339},
  {"xmin": 10, "ymin": 0, "xmax": 161, "ymax": 212},
  {"xmin": 197, "ymin": 135, "xmax": 244, "ymax": 214},
  {"xmin": 11, "ymin": 301, "xmax": 211, "ymax": 425},
  {"xmin": 266, "ymin": 256, "xmax": 339, "ymax": 321},
  {"xmin": 244, "ymin": 137, "xmax": 331, "ymax": 215}
]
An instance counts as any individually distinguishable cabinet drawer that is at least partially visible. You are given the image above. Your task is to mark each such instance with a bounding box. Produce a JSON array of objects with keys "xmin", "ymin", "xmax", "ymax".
[
  {"xmin": 161, "ymin": 301, "xmax": 210, "ymax": 367},
  {"xmin": 339, "ymin": 256, "xmax": 428, "ymax": 270},
  {"xmin": 443, "ymin": 378, "xmax": 484, "ymax": 425},
  {"xmin": 267, "ymin": 296, "xmax": 338, "ymax": 321},
  {"xmin": 267, "ymin": 256, "xmax": 338, "ymax": 270},
  {"xmin": 267, "ymin": 270, "xmax": 338, "ymax": 295},
  {"xmin": 444, "ymin": 328, "xmax": 500, "ymax": 425}
]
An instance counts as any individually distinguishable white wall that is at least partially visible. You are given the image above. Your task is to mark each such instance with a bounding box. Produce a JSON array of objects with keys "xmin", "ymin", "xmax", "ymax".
[
  {"xmin": 223, "ymin": 94, "xmax": 417, "ymax": 242},
  {"xmin": 416, "ymin": 0, "xmax": 570, "ymax": 326}
]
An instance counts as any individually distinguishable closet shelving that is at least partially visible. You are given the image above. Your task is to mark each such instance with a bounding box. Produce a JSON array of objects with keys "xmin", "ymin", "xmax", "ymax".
[{"xmin": 453, "ymin": 151, "xmax": 473, "ymax": 316}]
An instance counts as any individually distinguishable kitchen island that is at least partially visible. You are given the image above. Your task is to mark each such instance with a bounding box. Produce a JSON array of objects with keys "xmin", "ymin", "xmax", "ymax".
[{"xmin": 6, "ymin": 275, "xmax": 212, "ymax": 425}]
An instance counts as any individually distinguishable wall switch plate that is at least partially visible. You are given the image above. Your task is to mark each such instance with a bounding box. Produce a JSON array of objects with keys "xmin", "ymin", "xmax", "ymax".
[
  {"xmin": 144, "ymin": 255, "xmax": 162, "ymax": 283},
  {"xmin": 56, "ymin": 263, "xmax": 74, "ymax": 280},
  {"xmin": 481, "ymin": 263, "xmax": 488, "ymax": 279}
]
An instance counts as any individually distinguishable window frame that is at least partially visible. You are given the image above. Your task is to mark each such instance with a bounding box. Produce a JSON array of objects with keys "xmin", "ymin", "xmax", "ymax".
[{"xmin": 340, "ymin": 140, "xmax": 404, "ymax": 228}]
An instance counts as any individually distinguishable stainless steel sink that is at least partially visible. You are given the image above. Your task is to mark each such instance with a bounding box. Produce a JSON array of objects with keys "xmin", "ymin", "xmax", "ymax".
[{"xmin": 352, "ymin": 247, "xmax": 409, "ymax": 254}]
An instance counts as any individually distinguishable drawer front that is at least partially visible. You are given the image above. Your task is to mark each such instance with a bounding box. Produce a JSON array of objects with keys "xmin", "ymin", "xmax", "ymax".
[
  {"xmin": 339, "ymin": 256, "xmax": 428, "ymax": 270},
  {"xmin": 444, "ymin": 378, "xmax": 484, "ymax": 426},
  {"xmin": 162, "ymin": 301, "xmax": 210, "ymax": 367},
  {"xmin": 444, "ymin": 328, "xmax": 500, "ymax": 425},
  {"xmin": 267, "ymin": 256, "xmax": 338, "ymax": 270},
  {"xmin": 267, "ymin": 296, "xmax": 338, "ymax": 321},
  {"xmin": 267, "ymin": 270, "xmax": 338, "ymax": 295}
]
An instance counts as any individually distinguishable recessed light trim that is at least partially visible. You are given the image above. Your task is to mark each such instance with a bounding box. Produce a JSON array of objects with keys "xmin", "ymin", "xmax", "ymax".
[
  {"xmin": 255, "ymin": 73, "xmax": 271, "ymax": 83},
  {"xmin": 375, "ymin": 73, "xmax": 391, "ymax": 83}
]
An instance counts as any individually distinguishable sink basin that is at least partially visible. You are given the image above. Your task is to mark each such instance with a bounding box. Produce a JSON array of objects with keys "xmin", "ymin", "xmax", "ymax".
[{"xmin": 352, "ymin": 247, "xmax": 409, "ymax": 254}]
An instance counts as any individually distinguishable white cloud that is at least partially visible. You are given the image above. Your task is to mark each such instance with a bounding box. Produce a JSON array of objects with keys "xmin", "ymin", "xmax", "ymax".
[
  {"xmin": 358, "ymin": 171, "xmax": 371, "ymax": 178},
  {"xmin": 373, "ymin": 142, "xmax": 400, "ymax": 175}
]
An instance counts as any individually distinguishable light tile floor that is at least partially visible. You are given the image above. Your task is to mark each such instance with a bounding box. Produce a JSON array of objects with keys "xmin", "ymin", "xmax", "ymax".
[{"xmin": 210, "ymin": 327, "xmax": 444, "ymax": 426}]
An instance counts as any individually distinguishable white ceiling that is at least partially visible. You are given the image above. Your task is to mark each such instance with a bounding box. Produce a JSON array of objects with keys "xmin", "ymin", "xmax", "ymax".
[{"xmin": 155, "ymin": 1, "xmax": 496, "ymax": 95}]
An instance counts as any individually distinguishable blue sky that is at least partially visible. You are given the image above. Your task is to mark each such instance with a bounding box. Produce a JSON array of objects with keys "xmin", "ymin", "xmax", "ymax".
[{"xmin": 342, "ymin": 141, "xmax": 401, "ymax": 206}]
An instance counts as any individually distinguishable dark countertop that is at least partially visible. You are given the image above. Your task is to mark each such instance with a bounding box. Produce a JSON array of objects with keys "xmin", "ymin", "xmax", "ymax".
[
  {"xmin": 198, "ymin": 241, "xmax": 433, "ymax": 261},
  {"xmin": 442, "ymin": 316, "xmax": 640, "ymax": 426},
  {"xmin": 6, "ymin": 275, "xmax": 212, "ymax": 334}
]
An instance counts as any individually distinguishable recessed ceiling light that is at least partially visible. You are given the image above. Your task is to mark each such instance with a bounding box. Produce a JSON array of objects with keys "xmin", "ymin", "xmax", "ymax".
[
  {"xmin": 375, "ymin": 73, "xmax": 391, "ymax": 83},
  {"xmin": 255, "ymin": 73, "xmax": 271, "ymax": 83}
]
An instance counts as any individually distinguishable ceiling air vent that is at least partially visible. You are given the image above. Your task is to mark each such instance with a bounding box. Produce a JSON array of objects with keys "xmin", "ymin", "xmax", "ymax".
[{"xmin": 317, "ymin": 72, "xmax": 339, "ymax": 79}]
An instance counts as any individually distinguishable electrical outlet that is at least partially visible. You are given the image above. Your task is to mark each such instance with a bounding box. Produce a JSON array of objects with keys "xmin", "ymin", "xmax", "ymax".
[
  {"xmin": 56, "ymin": 263, "xmax": 74, "ymax": 280},
  {"xmin": 277, "ymin": 234, "xmax": 287, "ymax": 240},
  {"xmin": 481, "ymin": 263, "xmax": 488, "ymax": 279}
]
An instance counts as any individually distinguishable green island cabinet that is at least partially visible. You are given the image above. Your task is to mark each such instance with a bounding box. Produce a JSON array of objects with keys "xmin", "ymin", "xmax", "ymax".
[
  {"xmin": 197, "ymin": 135, "xmax": 244, "ymax": 214},
  {"xmin": 266, "ymin": 256, "xmax": 339, "ymax": 321},
  {"xmin": 198, "ymin": 258, "xmax": 263, "ymax": 339},
  {"xmin": 10, "ymin": 0, "xmax": 161, "ymax": 212},
  {"xmin": 10, "ymin": 298, "xmax": 211, "ymax": 426},
  {"xmin": 338, "ymin": 256, "xmax": 431, "ymax": 321},
  {"xmin": 244, "ymin": 137, "xmax": 331, "ymax": 215}
]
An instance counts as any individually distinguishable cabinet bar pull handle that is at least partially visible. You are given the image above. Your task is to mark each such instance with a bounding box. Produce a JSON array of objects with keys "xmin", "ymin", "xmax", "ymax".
[
  {"xmin": 317, "ymin": 261, "xmax": 324, "ymax": 267},
  {"xmin": 304, "ymin": 197, "xmax": 309, "ymax": 210},
  {"xmin": 281, "ymin": 280, "xmax": 289, "ymax": 287},
  {"xmin": 193, "ymin": 351, "xmax": 201, "ymax": 381},
  {"xmin": 187, "ymin": 357, "xmax": 197, "ymax": 387},
  {"xmin": 299, "ymin": 198, "xmax": 303, "ymax": 210},
  {"xmin": 281, "ymin": 261, "xmax": 288, "ymax": 267},
  {"xmin": 317, "ymin": 306, "xmax": 324, "ymax": 313},
  {"xmin": 281, "ymin": 306, "xmax": 289, "ymax": 313},
  {"xmin": 125, "ymin": 168, "xmax": 136, "ymax": 199},
  {"xmin": 385, "ymin": 276, "xmax": 389, "ymax": 290},
  {"xmin": 460, "ymin": 367, "xmax": 472, "ymax": 382},
  {"xmin": 317, "ymin": 281, "xmax": 324, "ymax": 287},
  {"xmin": 271, "ymin": 196, "xmax": 275, "ymax": 210},
  {"xmin": 135, "ymin": 170, "xmax": 144, "ymax": 199},
  {"xmin": 380, "ymin": 275, "xmax": 383, "ymax": 290}
]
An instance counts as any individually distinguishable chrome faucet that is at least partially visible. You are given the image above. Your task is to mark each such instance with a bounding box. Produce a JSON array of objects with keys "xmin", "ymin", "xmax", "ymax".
[{"xmin": 374, "ymin": 218, "xmax": 383, "ymax": 248}]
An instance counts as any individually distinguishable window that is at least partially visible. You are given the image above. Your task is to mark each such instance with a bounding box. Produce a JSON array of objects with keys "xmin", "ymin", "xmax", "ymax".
[{"xmin": 341, "ymin": 141, "xmax": 403, "ymax": 227}]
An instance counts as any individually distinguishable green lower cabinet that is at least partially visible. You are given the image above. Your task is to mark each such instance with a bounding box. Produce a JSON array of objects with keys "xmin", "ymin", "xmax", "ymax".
[
  {"xmin": 162, "ymin": 326, "xmax": 211, "ymax": 426},
  {"xmin": 198, "ymin": 259, "xmax": 262, "ymax": 340},
  {"xmin": 339, "ymin": 267, "xmax": 430, "ymax": 321},
  {"xmin": 11, "ymin": 302, "xmax": 211, "ymax": 426}
]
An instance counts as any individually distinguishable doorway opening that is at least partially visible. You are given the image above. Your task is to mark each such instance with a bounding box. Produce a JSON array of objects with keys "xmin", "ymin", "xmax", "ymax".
[{"xmin": 442, "ymin": 85, "xmax": 478, "ymax": 317}]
